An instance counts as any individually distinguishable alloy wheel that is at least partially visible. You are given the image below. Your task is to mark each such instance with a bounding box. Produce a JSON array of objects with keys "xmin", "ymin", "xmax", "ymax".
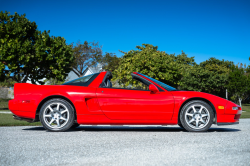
[
  {"xmin": 43, "ymin": 102, "xmax": 70, "ymax": 129},
  {"xmin": 184, "ymin": 105, "xmax": 210, "ymax": 129}
]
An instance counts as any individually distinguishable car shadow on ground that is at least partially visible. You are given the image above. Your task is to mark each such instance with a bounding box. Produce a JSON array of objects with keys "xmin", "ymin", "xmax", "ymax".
[{"xmin": 22, "ymin": 126, "xmax": 241, "ymax": 132}]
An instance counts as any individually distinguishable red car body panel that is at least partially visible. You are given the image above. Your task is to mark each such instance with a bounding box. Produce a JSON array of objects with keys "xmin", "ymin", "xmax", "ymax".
[
  {"xmin": 8, "ymin": 71, "xmax": 241, "ymax": 125},
  {"xmin": 96, "ymin": 88, "xmax": 174, "ymax": 120}
]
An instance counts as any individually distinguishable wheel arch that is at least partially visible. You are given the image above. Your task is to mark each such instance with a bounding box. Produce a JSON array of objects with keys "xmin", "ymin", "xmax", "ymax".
[
  {"xmin": 35, "ymin": 95, "xmax": 77, "ymax": 121},
  {"xmin": 178, "ymin": 97, "xmax": 217, "ymax": 124}
]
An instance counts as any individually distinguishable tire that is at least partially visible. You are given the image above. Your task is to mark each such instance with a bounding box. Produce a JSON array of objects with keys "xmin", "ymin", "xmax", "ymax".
[
  {"xmin": 39, "ymin": 98, "xmax": 75, "ymax": 132},
  {"xmin": 180, "ymin": 100, "xmax": 214, "ymax": 132},
  {"xmin": 178, "ymin": 123, "xmax": 184, "ymax": 128},
  {"xmin": 70, "ymin": 123, "xmax": 80, "ymax": 129}
]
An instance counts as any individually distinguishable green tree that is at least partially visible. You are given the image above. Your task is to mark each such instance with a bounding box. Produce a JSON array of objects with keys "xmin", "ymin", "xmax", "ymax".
[
  {"xmin": 71, "ymin": 41, "xmax": 102, "ymax": 77},
  {"xmin": 100, "ymin": 52, "xmax": 121, "ymax": 72},
  {"xmin": 44, "ymin": 77, "xmax": 69, "ymax": 85},
  {"xmin": 227, "ymin": 64, "xmax": 249, "ymax": 105},
  {"xmin": 180, "ymin": 58, "xmax": 233, "ymax": 98},
  {"xmin": 0, "ymin": 11, "xmax": 74, "ymax": 84},
  {"xmin": 114, "ymin": 44, "xmax": 194, "ymax": 88},
  {"xmin": 0, "ymin": 78, "xmax": 17, "ymax": 87},
  {"xmin": 200, "ymin": 57, "xmax": 233, "ymax": 69}
]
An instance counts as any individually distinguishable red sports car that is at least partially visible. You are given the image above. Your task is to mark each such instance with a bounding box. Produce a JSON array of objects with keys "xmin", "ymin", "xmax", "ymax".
[{"xmin": 8, "ymin": 71, "xmax": 242, "ymax": 132}]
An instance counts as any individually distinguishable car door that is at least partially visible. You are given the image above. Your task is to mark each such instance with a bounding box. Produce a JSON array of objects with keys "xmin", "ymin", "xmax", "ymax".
[{"xmin": 96, "ymin": 87, "xmax": 174, "ymax": 120}]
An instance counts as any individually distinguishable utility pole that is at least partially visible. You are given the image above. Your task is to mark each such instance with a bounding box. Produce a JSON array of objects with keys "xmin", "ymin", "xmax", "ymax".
[{"xmin": 226, "ymin": 89, "xmax": 228, "ymax": 100}]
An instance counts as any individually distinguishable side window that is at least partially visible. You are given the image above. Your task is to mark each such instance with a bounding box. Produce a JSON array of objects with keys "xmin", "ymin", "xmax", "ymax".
[
  {"xmin": 100, "ymin": 72, "xmax": 164, "ymax": 91},
  {"xmin": 109, "ymin": 76, "xmax": 150, "ymax": 91},
  {"xmin": 128, "ymin": 78, "xmax": 149, "ymax": 90}
]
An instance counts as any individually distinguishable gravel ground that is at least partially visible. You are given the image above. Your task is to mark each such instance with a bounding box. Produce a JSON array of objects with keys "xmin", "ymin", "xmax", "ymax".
[{"xmin": 0, "ymin": 119, "xmax": 250, "ymax": 166}]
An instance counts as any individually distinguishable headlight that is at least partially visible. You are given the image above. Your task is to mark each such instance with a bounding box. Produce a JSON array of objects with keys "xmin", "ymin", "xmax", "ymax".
[{"xmin": 232, "ymin": 107, "xmax": 241, "ymax": 110}]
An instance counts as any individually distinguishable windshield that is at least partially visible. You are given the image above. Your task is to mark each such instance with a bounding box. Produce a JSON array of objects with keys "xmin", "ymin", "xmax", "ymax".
[
  {"xmin": 138, "ymin": 73, "xmax": 176, "ymax": 91},
  {"xmin": 62, "ymin": 74, "xmax": 95, "ymax": 85}
]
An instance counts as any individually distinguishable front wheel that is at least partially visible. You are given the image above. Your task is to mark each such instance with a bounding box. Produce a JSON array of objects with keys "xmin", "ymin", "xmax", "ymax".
[
  {"xmin": 180, "ymin": 100, "xmax": 214, "ymax": 132},
  {"xmin": 39, "ymin": 98, "xmax": 75, "ymax": 132},
  {"xmin": 178, "ymin": 123, "xmax": 184, "ymax": 128},
  {"xmin": 70, "ymin": 123, "xmax": 80, "ymax": 129}
]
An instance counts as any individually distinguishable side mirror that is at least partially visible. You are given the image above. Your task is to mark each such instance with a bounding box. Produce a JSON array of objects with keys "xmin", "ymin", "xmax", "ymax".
[{"xmin": 149, "ymin": 84, "xmax": 159, "ymax": 94}]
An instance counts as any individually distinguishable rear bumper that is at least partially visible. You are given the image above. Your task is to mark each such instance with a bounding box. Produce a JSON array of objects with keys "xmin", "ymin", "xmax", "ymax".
[
  {"xmin": 9, "ymin": 99, "xmax": 36, "ymax": 119},
  {"xmin": 8, "ymin": 99, "xmax": 19, "ymax": 112},
  {"xmin": 13, "ymin": 115, "xmax": 37, "ymax": 123}
]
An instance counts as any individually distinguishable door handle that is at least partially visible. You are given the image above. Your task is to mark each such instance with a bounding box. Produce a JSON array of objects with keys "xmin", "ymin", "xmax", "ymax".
[{"xmin": 102, "ymin": 91, "xmax": 104, "ymax": 93}]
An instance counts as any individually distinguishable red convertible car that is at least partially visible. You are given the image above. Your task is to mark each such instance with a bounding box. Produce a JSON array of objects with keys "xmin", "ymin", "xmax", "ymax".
[{"xmin": 9, "ymin": 71, "xmax": 242, "ymax": 132}]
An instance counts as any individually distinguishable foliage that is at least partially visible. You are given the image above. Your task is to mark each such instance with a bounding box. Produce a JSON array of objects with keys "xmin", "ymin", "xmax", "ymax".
[
  {"xmin": 227, "ymin": 64, "xmax": 249, "ymax": 104},
  {"xmin": 44, "ymin": 76, "xmax": 70, "ymax": 85},
  {"xmin": 0, "ymin": 78, "xmax": 17, "ymax": 87},
  {"xmin": 44, "ymin": 78, "xmax": 65, "ymax": 85},
  {"xmin": 180, "ymin": 58, "xmax": 233, "ymax": 98},
  {"xmin": 114, "ymin": 44, "xmax": 195, "ymax": 88},
  {"xmin": 71, "ymin": 41, "xmax": 102, "ymax": 77},
  {"xmin": 199, "ymin": 57, "xmax": 233, "ymax": 69},
  {"xmin": 0, "ymin": 11, "xmax": 74, "ymax": 84},
  {"xmin": 100, "ymin": 52, "xmax": 121, "ymax": 72}
]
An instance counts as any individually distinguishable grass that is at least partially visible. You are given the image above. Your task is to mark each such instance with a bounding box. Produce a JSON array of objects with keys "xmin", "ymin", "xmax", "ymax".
[
  {"xmin": 241, "ymin": 104, "xmax": 250, "ymax": 119},
  {"xmin": 0, "ymin": 114, "xmax": 41, "ymax": 126},
  {"xmin": 0, "ymin": 99, "xmax": 249, "ymax": 127},
  {"xmin": 0, "ymin": 98, "xmax": 9, "ymax": 110}
]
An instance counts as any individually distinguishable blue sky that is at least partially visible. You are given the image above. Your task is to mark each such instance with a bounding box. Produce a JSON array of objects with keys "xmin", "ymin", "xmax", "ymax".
[{"xmin": 1, "ymin": 0, "xmax": 250, "ymax": 64}]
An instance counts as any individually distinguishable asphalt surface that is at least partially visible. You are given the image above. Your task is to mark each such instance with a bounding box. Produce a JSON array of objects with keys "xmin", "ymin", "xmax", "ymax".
[{"xmin": 0, "ymin": 119, "xmax": 250, "ymax": 166}]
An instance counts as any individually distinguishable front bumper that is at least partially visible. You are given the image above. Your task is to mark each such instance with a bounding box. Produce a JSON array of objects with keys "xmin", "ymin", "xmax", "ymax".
[{"xmin": 217, "ymin": 110, "xmax": 242, "ymax": 125}]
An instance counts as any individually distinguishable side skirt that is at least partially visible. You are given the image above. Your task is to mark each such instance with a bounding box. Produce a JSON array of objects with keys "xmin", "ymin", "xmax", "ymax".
[{"xmin": 217, "ymin": 122, "xmax": 239, "ymax": 126}]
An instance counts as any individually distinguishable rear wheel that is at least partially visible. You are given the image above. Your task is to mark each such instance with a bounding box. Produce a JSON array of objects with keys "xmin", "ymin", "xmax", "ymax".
[
  {"xmin": 39, "ymin": 98, "xmax": 75, "ymax": 132},
  {"xmin": 180, "ymin": 100, "xmax": 214, "ymax": 132}
]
